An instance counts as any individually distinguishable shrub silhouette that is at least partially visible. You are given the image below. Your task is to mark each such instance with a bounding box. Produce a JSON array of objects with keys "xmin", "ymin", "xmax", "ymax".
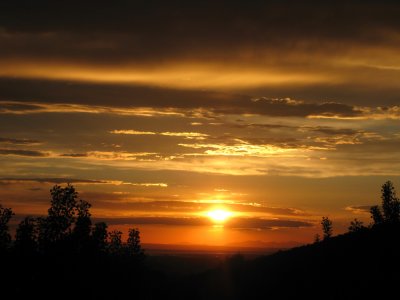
[
  {"xmin": 314, "ymin": 234, "xmax": 321, "ymax": 243},
  {"xmin": 348, "ymin": 218, "xmax": 364, "ymax": 233},
  {"xmin": 321, "ymin": 216, "xmax": 333, "ymax": 240}
]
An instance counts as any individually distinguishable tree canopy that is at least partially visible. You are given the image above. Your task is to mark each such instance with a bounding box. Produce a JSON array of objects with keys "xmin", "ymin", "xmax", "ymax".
[
  {"xmin": 0, "ymin": 184, "xmax": 143, "ymax": 257},
  {"xmin": 370, "ymin": 181, "xmax": 400, "ymax": 226}
]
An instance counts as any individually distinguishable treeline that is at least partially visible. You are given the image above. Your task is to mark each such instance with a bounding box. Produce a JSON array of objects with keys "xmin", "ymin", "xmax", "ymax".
[
  {"xmin": 0, "ymin": 184, "xmax": 143, "ymax": 257},
  {"xmin": 316, "ymin": 180, "xmax": 400, "ymax": 242}
]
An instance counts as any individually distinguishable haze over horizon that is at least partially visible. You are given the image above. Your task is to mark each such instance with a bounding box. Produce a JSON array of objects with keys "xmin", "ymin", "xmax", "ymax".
[{"xmin": 1, "ymin": 1, "xmax": 399, "ymax": 247}]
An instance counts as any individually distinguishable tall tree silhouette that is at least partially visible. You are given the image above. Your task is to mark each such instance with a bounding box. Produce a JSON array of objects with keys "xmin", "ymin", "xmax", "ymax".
[
  {"xmin": 127, "ymin": 228, "xmax": 142, "ymax": 255},
  {"xmin": 36, "ymin": 184, "xmax": 96, "ymax": 255},
  {"xmin": 370, "ymin": 181, "xmax": 400, "ymax": 226},
  {"xmin": 39, "ymin": 184, "xmax": 78, "ymax": 247},
  {"xmin": 0, "ymin": 204, "xmax": 14, "ymax": 252},
  {"xmin": 321, "ymin": 216, "xmax": 333, "ymax": 240},
  {"xmin": 381, "ymin": 181, "xmax": 400, "ymax": 223}
]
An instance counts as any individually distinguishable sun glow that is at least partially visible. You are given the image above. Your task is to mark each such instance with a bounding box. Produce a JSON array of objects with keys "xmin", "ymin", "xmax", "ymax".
[{"xmin": 207, "ymin": 209, "xmax": 232, "ymax": 223}]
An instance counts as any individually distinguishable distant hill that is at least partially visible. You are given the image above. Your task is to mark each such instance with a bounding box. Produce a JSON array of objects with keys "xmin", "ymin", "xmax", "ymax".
[{"xmin": 176, "ymin": 223, "xmax": 400, "ymax": 299}]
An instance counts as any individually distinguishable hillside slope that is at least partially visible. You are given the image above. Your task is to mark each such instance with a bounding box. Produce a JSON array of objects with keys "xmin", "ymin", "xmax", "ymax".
[{"xmin": 178, "ymin": 224, "xmax": 400, "ymax": 299}]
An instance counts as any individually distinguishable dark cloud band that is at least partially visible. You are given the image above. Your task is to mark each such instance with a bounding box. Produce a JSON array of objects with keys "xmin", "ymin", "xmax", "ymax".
[{"xmin": 94, "ymin": 216, "xmax": 313, "ymax": 229}]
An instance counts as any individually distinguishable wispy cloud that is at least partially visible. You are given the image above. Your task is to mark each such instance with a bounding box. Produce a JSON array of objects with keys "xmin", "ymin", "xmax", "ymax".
[
  {"xmin": 160, "ymin": 132, "xmax": 209, "ymax": 139},
  {"xmin": 110, "ymin": 129, "xmax": 209, "ymax": 139},
  {"xmin": 1, "ymin": 99, "xmax": 399, "ymax": 120},
  {"xmin": 178, "ymin": 142, "xmax": 304, "ymax": 158},
  {"xmin": 0, "ymin": 137, "xmax": 41, "ymax": 145},
  {"xmin": 110, "ymin": 130, "xmax": 156, "ymax": 135},
  {"xmin": 0, "ymin": 101, "xmax": 186, "ymax": 117},
  {"xmin": 82, "ymin": 198, "xmax": 307, "ymax": 217},
  {"xmin": 0, "ymin": 177, "xmax": 168, "ymax": 187},
  {"xmin": 84, "ymin": 151, "xmax": 158, "ymax": 160},
  {"xmin": 94, "ymin": 216, "xmax": 313, "ymax": 229},
  {"xmin": 345, "ymin": 205, "xmax": 372, "ymax": 214},
  {"xmin": 0, "ymin": 148, "xmax": 48, "ymax": 157}
]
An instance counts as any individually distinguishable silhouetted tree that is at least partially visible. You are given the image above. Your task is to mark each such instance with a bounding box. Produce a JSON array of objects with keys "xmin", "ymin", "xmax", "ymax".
[
  {"xmin": 127, "ymin": 228, "xmax": 142, "ymax": 255},
  {"xmin": 369, "ymin": 181, "xmax": 400, "ymax": 226},
  {"xmin": 370, "ymin": 205, "xmax": 384, "ymax": 225},
  {"xmin": 38, "ymin": 184, "xmax": 79, "ymax": 246},
  {"xmin": 14, "ymin": 216, "xmax": 38, "ymax": 254},
  {"xmin": 381, "ymin": 181, "xmax": 400, "ymax": 223},
  {"xmin": 348, "ymin": 218, "xmax": 364, "ymax": 233},
  {"xmin": 0, "ymin": 204, "xmax": 14, "ymax": 252},
  {"xmin": 92, "ymin": 222, "xmax": 108, "ymax": 253},
  {"xmin": 321, "ymin": 217, "xmax": 333, "ymax": 240},
  {"xmin": 73, "ymin": 199, "xmax": 92, "ymax": 253},
  {"xmin": 109, "ymin": 230, "xmax": 123, "ymax": 254}
]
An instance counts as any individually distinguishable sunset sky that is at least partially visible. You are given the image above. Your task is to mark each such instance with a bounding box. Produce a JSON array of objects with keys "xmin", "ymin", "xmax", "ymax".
[{"xmin": 1, "ymin": 1, "xmax": 399, "ymax": 247}]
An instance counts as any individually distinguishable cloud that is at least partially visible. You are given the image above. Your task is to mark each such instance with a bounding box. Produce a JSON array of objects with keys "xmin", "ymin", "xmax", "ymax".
[
  {"xmin": 0, "ymin": 81, "xmax": 399, "ymax": 119},
  {"xmin": 226, "ymin": 217, "xmax": 313, "ymax": 229},
  {"xmin": 0, "ymin": 100, "xmax": 186, "ymax": 117},
  {"xmin": 110, "ymin": 129, "xmax": 208, "ymax": 139},
  {"xmin": 94, "ymin": 216, "xmax": 313, "ymax": 229},
  {"xmin": 0, "ymin": 137, "xmax": 41, "ymax": 145},
  {"xmin": 84, "ymin": 151, "xmax": 158, "ymax": 160},
  {"xmin": 0, "ymin": 178, "xmax": 106, "ymax": 184},
  {"xmin": 0, "ymin": 177, "xmax": 168, "ymax": 187},
  {"xmin": 0, "ymin": 148, "xmax": 48, "ymax": 157},
  {"xmin": 242, "ymin": 98, "xmax": 358, "ymax": 118},
  {"xmin": 1, "ymin": 1, "xmax": 399, "ymax": 66},
  {"xmin": 160, "ymin": 132, "xmax": 209, "ymax": 139},
  {"xmin": 345, "ymin": 205, "xmax": 372, "ymax": 214},
  {"xmin": 59, "ymin": 153, "xmax": 88, "ymax": 157},
  {"xmin": 85, "ymin": 198, "xmax": 307, "ymax": 216},
  {"xmin": 0, "ymin": 94, "xmax": 354, "ymax": 118},
  {"xmin": 110, "ymin": 130, "xmax": 156, "ymax": 135},
  {"xmin": 178, "ymin": 142, "xmax": 304, "ymax": 158},
  {"xmin": 0, "ymin": 2, "xmax": 400, "ymax": 107},
  {"xmin": 306, "ymin": 127, "xmax": 359, "ymax": 136}
]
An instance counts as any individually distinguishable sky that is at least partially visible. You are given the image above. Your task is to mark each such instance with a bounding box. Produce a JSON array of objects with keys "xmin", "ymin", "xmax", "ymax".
[{"xmin": 0, "ymin": 1, "xmax": 399, "ymax": 247}]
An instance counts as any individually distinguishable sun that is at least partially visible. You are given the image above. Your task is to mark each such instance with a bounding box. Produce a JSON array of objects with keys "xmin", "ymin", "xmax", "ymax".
[{"xmin": 207, "ymin": 209, "xmax": 232, "ymax": 223}]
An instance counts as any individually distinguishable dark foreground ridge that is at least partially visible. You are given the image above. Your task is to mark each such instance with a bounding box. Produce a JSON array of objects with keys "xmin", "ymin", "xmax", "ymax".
[
  {"xmin": 2, "ymin": 222, "xmax": 400, "ymax": 299},
  {"xmin": 1, "ymin": 181, "xmax": 400, "ymax": 299},
  {"xmin": 180, "ymin": 223, "xmax": 400, "ymax": 300}
]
